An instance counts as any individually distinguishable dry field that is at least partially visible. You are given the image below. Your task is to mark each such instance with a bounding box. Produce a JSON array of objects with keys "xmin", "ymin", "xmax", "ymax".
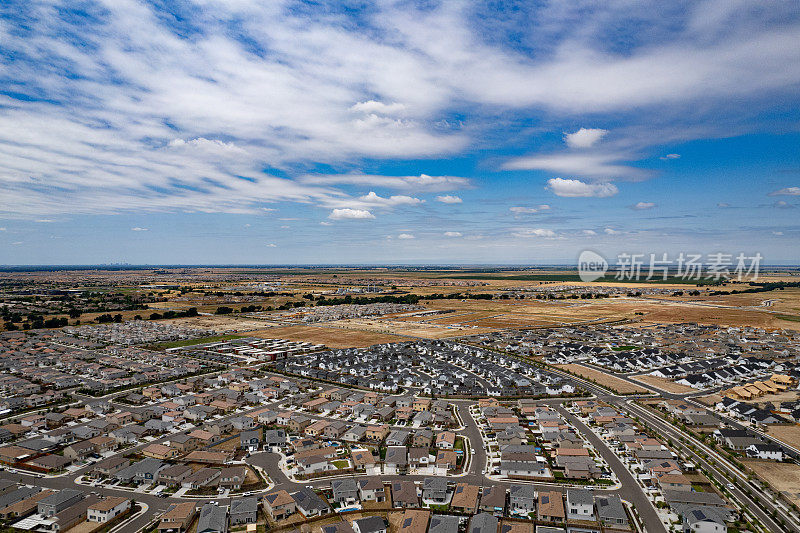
[
  {"xmin": 342, "ymin": 318, "xmax": 494, "ymax": 338},
  {"xmin": 744, "ymin": 460, "xmax": 800, "ymax": 505},
  {"xmin": 169, "ymin": 315, "xmax": 283, "ymax": 333},
  {"xmin": 765, "ymin": 425, "xmax": 800, "ymax": 450},
  {"xmin": 554, "ymin": 364, "xmax": 649, "ymax": 394},
  {"xmin": 249, "ymin": 325, "xmax": 404, "ymax": 348},
  {"xmin": 630, "ymin": 375, "xmax": 696, "ymax": 394}
]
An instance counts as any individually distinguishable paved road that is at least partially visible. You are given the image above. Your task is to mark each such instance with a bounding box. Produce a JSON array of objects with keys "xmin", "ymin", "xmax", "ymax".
[
  {"xmin": 626, "ymin": 400, "xmax": 797, "ymax": 533},
  {"xmin": 556, "ymin": 406, "xmax": 667, "ymax": 533}
]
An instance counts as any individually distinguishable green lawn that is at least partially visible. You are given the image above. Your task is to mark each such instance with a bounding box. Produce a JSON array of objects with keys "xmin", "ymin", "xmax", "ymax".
[
  {"xmin": 146, "ymin": 334, "xmax": 244, "ymax": 351},
  {"xmin": 332, "ymin": 460, "xmax": 350, "ymax": 469}
]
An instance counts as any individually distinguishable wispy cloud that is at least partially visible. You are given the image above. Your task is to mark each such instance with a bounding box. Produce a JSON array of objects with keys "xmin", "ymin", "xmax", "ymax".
[
  {"xmin": 512, "ymin": 228, "xmax": 557, "ymax": 238},
  {"xmin": 546, "ymin": 178, "xmax": 618, "ymax": 198},
  {"xmin": 436, "ymin": 195, "xmax": 462, "ymax": 204},
  {"xmin": 300, "ymin": 174, "xmax": 470, "ymax": 192},
  {"xmin": 328, "ymin": 208, "xmax": 375, "ymax": 220},
  {"xmin": 444, "ymin": 231, "xmax": 462, "ymax": 237},
  {"xmin": 769, "ymin": 186, "xmax": 800, "ymax": 196},
  {"xmin": 630, "ymin": 202, "xmax": 657, "ymax": 210}
]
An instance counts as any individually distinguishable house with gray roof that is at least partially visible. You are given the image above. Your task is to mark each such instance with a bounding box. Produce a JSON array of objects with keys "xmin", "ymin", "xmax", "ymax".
[
  {"xmin": 291, "ymin": 487, "xmax": 329, "ymax": 518},
  {"xmin": 595, "ymin": 495, "xmax": 628, "ymax": 529},
  {"xmin": 229, "ymin": 497, "xmax": 258, "ymax": 525},
  {"xmin": 428, "ymin": 515, "xmax": 460, "ymax": 533},
  {"xmin": 197, "ymin": 502, "xmax": 227, "ymax": 533},
  {"xmin": 468, "ymin": 513, "xmax": 498, "ymax": 533}
]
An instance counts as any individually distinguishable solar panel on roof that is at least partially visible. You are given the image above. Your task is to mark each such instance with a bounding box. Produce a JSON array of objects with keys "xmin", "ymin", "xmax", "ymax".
[
  {"xmin": 541, "ymin": 495, "xmax": 549, "ymax": 504},
  {"xmin": 403, "ymin": 519, "xmax": 413, "ymax": 527}
]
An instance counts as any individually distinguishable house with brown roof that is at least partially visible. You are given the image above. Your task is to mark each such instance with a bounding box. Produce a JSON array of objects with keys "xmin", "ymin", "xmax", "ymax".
[
  {"xmin": 398, "ymin": 510, "xmax": 429, "ymax": 533},
  {"xmin": 263, "ymin": 490, "xmax": 296, "ymax": 521},
  {"xmin": 537, "ymin": 491, "xmax": 565, "ymax": 522},
  {"xmin": 450, "ymin": 483, "xmax": 480, "ymax": 514},
  {"xmin": 143, "ymin": 443, "xmax": 180, "ymax": 460},
  {"xmin": 157, "ymin": 502, "xmax": 196, "ymax": 533}
]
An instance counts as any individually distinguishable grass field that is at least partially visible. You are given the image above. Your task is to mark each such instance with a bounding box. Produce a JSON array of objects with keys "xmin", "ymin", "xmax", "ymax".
[
  {"xmin": 555, "ymin": 364, "xmax": 649, "ymax": 394},
  {"xmin": 147, "ymin": 334, "xmax": 244, "ymax": 351}
]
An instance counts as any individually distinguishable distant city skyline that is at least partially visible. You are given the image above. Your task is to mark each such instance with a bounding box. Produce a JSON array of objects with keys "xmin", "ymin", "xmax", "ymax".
[{"xmin": 1, "ymin": 1, "xmax": 800, "ymax": 264}]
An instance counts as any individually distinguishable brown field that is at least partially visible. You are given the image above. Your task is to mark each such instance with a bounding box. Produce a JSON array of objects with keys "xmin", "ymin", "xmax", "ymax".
[
  {"xmin": 744, "ymin": 460, "xmax": 800, "ymax": 505},
  {"xmin": 554, "ymin": 364, "xmax": 649, "ymax": 394},
  {"xmin": 765, "ymin": 425, "xmax": 800, "ymax": 450},
  {"xmin": 341, "ymin": 318, "xmax": 495, "ymax": 338},
  {"xmin": 249, "ymin": 325, "xmax": 404, "ymax": 348},
  {"xmin": 630, "ymin": 375, "xmax": 696, "ymax": 394},
  {"xmin": 169, "ymin": 315, "xmax": 283, "ymax": 333}
]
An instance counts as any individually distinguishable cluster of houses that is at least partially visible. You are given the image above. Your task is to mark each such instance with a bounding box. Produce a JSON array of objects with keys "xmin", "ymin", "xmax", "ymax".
[
  {"xmin": 471, "ymin": 323, "xmax": 800, "ymax": 378},
  {"xmin": 151, "ymin": 498, "xmax": 259, "ymax": 533},
  {"xmin": 62, "ymin": 320, "xmax": 212, "ymax": 346},
  {"xmin": 0, "ymin": 330, "xmax": 214, "ymax": 415},
  {"xmin": 0, "ymin": 482, "xmax": 131, "ymax": 532},
  {"xmin": 720, "ymin": 373, "xmax": 796, "ymax": 401},
  {"xmin": 474, "ymin": 399, "xmax": 605, "ymax": 482},
  {"xmin": 252, "ymin": 303, "xmax": 424, "ymax": 324},
  {"xmin": 174, "ymin": 337, "xmax": 325, "ymax": 364},
  {"xmin": 0, "ymin": 371, "xmax": 306, "ymax": 473},
  {"xmin": 261, "ymin": 482, "xmax": 630, "ymax": 533},
  {"xmin": 279, "ymin": 341, "xmax": 577, "ymax": 398},
  {"xmin": 579, "ymin": 401, "xmax": 736, "ymax": 532},
  {"xmin": 648, "ymin": 357, "xmax": 778, "ymax": 390}
]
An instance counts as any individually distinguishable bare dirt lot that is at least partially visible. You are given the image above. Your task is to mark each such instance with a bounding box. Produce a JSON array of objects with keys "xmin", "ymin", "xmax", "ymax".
[
  {"xmin": 765, "ymin": 425, "xmax": 800, "ymax": 450},
  {"xmin": 554, "ymin": 364, "xmax": 649, "ymax": 394},
  {"xmin": 744, "ymin": 460, "xmax": 800, "ymax": 505},
  {"xmin": 630, "ymin": 375, "xmax": 696, "ymax": 394},
  {"xmin": 248, "ymin": 325, "xmax": 404, "ymax": 348}
]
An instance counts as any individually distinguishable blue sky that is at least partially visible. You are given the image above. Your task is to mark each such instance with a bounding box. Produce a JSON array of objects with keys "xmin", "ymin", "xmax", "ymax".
[{"xmin": 1, "ymin": 0, "xmax": 799, "ymax": 265}]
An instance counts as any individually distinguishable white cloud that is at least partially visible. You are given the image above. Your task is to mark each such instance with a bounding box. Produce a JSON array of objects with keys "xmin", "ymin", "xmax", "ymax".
[
  {"xmin": 582, "ymin": 229, "xmax": 597, "ymax": 235},
  {"xmin": 773, "ymin": 231, "xmax": 784, "ymax": 236},
  {"xmin": 436, "ymin": 195, "xmax": 462, "ymax": 204},
  {"xmin": 131, "ymin": 227, "xmax": 148, "ymax": 231},
  {"xmin": 564, "ymin": 128, "xmax": 607, "ymax": 148},
  {"xmin": 36, "ymin": 219, "xmax": 54, "ymax": 223},
  {"xmin": 503, "ymin": 153, "xmax": 649, "ymax": 180},
  {"xmin": 357, "ymin": 191, "xmax": 423, "ymax": 207},
  {"xmin": 319, "ymin": 221, "xmax": 332, "ymax": 226},
  {"xmin": 510, "ymin": 205, "xmax": 550, "ymax": 215},
  {"xmin": 0, "ymin": 228, "xmax": 5, "ymax": 231},
  {"xmin": 350, "ymin": 101, "xmax": 406, "ymax": 115},
  {"xmin": 301, "ymin": 174, "xmax": 470, "ymax": 192},
  {"xmin": 512, "ymin": 228, "xmax": 557, "ymax": 238},
  {"xmin": 604, "ymin": 227, "xmax": 620, "ymax": 234},
  {"xmin": 11, "ymin": 242, "xmax": 23, "ymax": 245},
  {"xmin": 631, "ymin": 201, "xmax": 656, "ymax": 210},
  {"xmin": 397, "ymin": 233, "xmax": 415, "ymax": 239},
  {"xmin": 773, "ymin": 200, "xmax": 794, "ymax": 209},
  {"xmin": 444, "ymin": 231, "xmax": 462, "ymax": 237},
  {"xmin": 769, "ymin": 187, "xmax": 800, "ymax": 196},
  {"xmin": 266, "ymin": 243, "xmax": 277, "ymax": 247},
  {"xmin": 328, "ymin": 208, "xmax": 375, "ymax": 220},
  {"xmin": 546, "ymin": 178, "xmax": 618, "ymax": 198},
  {"xmin": 2, "ymin": 1, "xmax": 800, "ymax": 219},
  {"xmin": 717, "ymin": 202, "xmax": 731, "ymax": 208},
  {"xmin": 660, "ymin": 153, "xmax": 681, "ymax": 160}
]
